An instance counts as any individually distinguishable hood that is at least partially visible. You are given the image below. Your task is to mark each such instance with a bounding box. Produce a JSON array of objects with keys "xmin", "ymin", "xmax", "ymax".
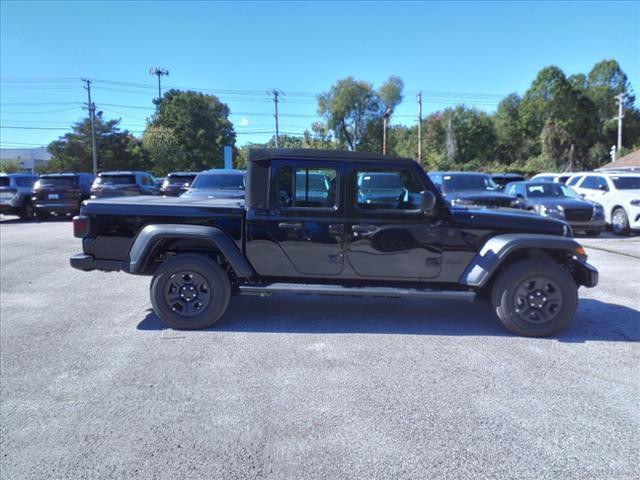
[
  {"xmin": 181, "ymin": 188, "xmax": 246, "ymax": 200},
  {"xmin": 452, "ymin": 206, "xmax": 570, "ymax": 237},
  {"xmin": 528, "ymin": 197, "xmax": 593, "ymax": 210},
  {"xmin": 444, "ymin": 190, "xmax": 517, "ymax": 207}
]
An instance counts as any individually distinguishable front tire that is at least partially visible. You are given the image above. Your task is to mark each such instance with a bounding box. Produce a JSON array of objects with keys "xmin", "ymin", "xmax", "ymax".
[
  {"xmin": 611, "ymin": 207, "xmax": 630, "ymax": 236},
  {"xmin": 150, "ymin": 253, "xmax": 231, "ymax": 329},
  {"xmin": 491, "ymin": 259, "xmax": 578, "ymax": 337}
]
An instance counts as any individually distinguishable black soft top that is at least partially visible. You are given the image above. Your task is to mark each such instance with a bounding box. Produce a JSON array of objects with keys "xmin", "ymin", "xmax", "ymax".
[
  {"xmin": 248, "ymin": 148, "xmax": 415, "ymax": 164},
  {"xmin": 246, "ymin": 148, "xmax": 417, "ymax": 208}
]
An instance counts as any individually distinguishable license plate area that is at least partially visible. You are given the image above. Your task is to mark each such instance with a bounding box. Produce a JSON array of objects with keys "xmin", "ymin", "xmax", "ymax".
[{"xmin": 48, "ymin": 194, "xmax": 59, "ymax": 200}]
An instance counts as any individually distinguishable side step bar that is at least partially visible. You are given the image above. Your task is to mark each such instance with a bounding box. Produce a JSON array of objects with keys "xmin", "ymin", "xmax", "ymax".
[{"xmin": 239, "ymin": 283, "xmax": 475, "ymax": 301}]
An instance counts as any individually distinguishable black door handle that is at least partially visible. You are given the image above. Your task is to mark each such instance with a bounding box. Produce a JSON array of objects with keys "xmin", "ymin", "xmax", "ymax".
[
  {"xmin": 278, "ymin": 222, "xmax": 303, "ymax": 230},
  {"xmin": 352, "ymin": 224, "xmax": 379, "ymax": 236}
]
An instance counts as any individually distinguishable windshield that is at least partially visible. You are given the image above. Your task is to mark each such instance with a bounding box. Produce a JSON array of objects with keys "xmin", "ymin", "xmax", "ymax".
[
  {"xmin": 190, "ymin": 173, "xmax": 245, "ymax": 190},
  {"xmin": 0, "ymin": 177, "xmax": 10, "ymax": 187},
  {"xmin": 526, "ymin": 183, "xmax": 579, "ymax": 198},
  {"xmin": 37, "ymin": 176, "xmax": 75, "ymax": 188},
  {"xmin": 611, "ymin": 176, "xmax": 640, "ymax": 190},
  {"xmin": 167, "ymin": 175, "xmax": 196, "ymax": 186},
  {"xmin": 97, "ymin": 175, "xmax": 136, "ymax": 185},
  {"xmin": 441, "ymin": 174, "xmax": 498, "ymax": 192}
]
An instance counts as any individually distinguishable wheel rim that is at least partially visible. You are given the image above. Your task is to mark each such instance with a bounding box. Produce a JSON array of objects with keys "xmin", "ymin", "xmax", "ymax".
[
  {"xmin": 513, "ymin": 276, "xmax": 563, "ymax": 324},
  {"xmin": 612, "ymin": 210, "xmax": 626, "ymax": 232},
  {"xmin": 163, "ymin": 271, "xmax": 212, "ymax": 317}
]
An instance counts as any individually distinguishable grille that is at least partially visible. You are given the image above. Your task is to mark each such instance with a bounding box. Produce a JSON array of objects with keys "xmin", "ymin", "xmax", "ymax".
[{"xmin": 565, "ymin": 208, "xmax": 592, "ymax": 222}]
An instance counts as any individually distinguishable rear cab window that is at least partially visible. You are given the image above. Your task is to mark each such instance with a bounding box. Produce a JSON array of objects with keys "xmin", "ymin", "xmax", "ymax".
[
  {"xmin": 275, "ymin": 165, "xmax": 338, "ymax": 209},
  {"xmin": 0, "ymin": 177, "xmax": 11, "ymax": 187}
]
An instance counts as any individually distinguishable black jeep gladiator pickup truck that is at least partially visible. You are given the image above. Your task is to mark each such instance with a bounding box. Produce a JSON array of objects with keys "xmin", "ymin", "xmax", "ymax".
[{"xmin": 70, "ymin": 149, "xmax": 598, "ymax": 337}]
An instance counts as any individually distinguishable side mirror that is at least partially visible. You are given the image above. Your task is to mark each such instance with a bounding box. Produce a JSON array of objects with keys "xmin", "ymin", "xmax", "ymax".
[
  {"xmin": 420, "ymin": 191, "xmax": 437, "ymax": 216},
  {"xmin": 598, "ymin": 185, "xmax": 608, "ymax": 192},
  {"xmin": 515, "ymin": 193, "xmax": 524, "ymax": 198}
]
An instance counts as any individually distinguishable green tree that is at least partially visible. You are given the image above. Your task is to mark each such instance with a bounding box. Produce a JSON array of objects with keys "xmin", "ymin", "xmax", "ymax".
[
  {"xmin": 317, "ymin": 77, "xmax": 380, "ymax": 150},
  {"xmin": 0, "ymin": 159, "xmax": 23, "ymax": 173},
  {"xmin": 143, "ymin": 89, "xmax": 236, "ymax": 173},
  {"xmin": 46, "ymin": 115, "xmax": 146, "ymax": 173}
]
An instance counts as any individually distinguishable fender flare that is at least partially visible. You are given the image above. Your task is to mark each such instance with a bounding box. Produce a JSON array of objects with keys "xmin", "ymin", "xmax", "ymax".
[
  {"xmin": 125, "ymin": 224, "xmax": 254, "ymax": 277},
  {"xmin": 459, "ymin": 233, "xmax": 583, "ymax": 287}
]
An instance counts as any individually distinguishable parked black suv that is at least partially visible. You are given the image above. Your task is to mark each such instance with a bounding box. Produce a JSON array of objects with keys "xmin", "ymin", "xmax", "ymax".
[
  {"xmin": 0, "ymin": 173, "xmax": 38, "ymax": 219},
  {"xmin": 90, "ymin": 171, "xmax": 160, "ymax": 198},
  {"xmin": 71, "ymin": 149, "xmax": 598, "ymax": 337},
  {"xmin": 160, "ymin": 172, "xmax": 198, "ymax": 197},
  {"xmin": 491, "ymin": 173, "xmax": 526, "ymax": 190},
  {"xmin": 31, "ymin": 173, "xmax": 94, "ymax": 219},
  {"xmin": 429, "ymin": 172, "xmax": 520, "ymax": 208}
]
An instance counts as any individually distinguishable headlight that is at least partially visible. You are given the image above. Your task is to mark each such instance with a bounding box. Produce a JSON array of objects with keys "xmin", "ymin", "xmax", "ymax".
[
  {"xmin": 593, "ymin": 203, "xmax": 604, "ymax": 217},
  {"xmin": 630, "ymin": 199, "xmax": 640, "ymax": 206},
  {"xmin": 539, "ymin": 205, "xmax": 565, "ymax": 217}
]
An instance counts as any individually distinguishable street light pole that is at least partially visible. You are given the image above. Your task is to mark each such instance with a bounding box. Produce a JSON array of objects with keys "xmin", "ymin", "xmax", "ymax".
[
  {"xmin": 149, "ymin": 67, "xmax": 169, "ymax": 99},
  {"xmin": 417, "ymin": 92, "xmax": 423, "ymax": 163}
]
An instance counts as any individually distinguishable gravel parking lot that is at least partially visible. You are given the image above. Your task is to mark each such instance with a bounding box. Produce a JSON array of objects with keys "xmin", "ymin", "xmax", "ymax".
[{"xmin": 1, "ymin": 217, "xmax": 638, "ymax": 480}]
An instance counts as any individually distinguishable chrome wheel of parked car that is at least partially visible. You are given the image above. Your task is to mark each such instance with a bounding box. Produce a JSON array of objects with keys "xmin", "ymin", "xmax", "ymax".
[{"xmin": 611, "ymin": 207, "xmax": 630, "ymax": 236}]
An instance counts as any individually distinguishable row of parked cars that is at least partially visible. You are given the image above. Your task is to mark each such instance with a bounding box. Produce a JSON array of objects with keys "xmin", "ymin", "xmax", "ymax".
[
  {"xmin": 2, "ymin": 165, "xmax": 638, "ymax": 235},
  {"xmin": 424, "ymin": 170, "xmax": 639, "ymax": 236},
  {"xmin": 0, "ymin": 169, "xmax": 247, "ymax": 220}
]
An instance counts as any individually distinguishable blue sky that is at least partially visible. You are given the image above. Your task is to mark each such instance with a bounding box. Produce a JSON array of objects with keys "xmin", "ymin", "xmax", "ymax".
[{"xmin": 1, "ymin": 0, "xmax": 639, "ymax": 148}]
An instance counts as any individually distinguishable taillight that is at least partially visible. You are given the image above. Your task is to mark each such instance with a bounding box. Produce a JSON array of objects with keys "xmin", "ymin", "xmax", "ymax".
[{"xmin": 73, "ymin": 215, "xmax": 90, "ymax": 238}]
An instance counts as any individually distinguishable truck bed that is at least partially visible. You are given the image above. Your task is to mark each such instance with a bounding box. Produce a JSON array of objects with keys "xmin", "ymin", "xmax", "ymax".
[{"xmin": 80, "ymin": 196, "xmax": 246, "ymax": 264}]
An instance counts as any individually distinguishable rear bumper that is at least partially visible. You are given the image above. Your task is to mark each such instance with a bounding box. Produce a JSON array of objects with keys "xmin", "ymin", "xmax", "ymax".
[
  {"xmin": 572, "ymin": 259, "xmax": 598, "ymax": 288},
  {"xmin": 34, "ymin": 202, "xmax": 79, "ymax": 214},
  {"xmin": 70, "ymin": 253, "xmax": 121, "ymax": 272}
]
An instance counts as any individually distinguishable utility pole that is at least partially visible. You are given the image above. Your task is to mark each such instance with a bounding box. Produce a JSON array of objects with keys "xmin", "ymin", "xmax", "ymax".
[
  {"xmin": 615, "ymin": 93, "xmax": 624, "ymax": 152},
  {"xmin": 382, "ymin": 107, "xmax": 392, "ymax": 155},
  {"xmin": 82, "ymin": 78, "xmax": 98, "ymax": 175},
  {"xmin": 271, "ymin": 89, "xmax": 281, "ymax": 148},
  {"xmin": 417, "ymin": 92, "xmax": 423, "ymax": 163},
  {"xmin": 149, "ymin": 67, "xmax": 169, "ymax": 100}
]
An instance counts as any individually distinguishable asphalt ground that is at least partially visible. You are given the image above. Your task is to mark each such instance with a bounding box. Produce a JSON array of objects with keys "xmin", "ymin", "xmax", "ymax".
[{"xmin": 1, "ymin": 216, "xmax": 638, "ymax": 480}]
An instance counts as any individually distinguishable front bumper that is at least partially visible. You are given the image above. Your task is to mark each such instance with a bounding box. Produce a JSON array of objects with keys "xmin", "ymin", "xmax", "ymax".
[
  {"xmin": 628, "ymin": 205, "xmax": 640, "ymax": 230},
  {"xmin": 567, "ymin": 218, "xmax": 606, "ymax": 232},
  {"xmin": 572, "ymin": 259, "xmax": 598, "ymax": 288}
]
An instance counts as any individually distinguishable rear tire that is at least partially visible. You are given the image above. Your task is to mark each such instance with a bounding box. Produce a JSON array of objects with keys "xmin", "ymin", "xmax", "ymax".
[
  {"xmin": 150, "ymin": 253, "xmax": 231, "ymax": 330},
  {"xmin": 491, "ymin": 259, "xmax": 578, "ymax": 337},
  {"xmin": 35, "ymin": 211, "xmax": 50, "ymax": 221},
  {"xmin": 611, "ymin": 207, "xmax": 630, "ymax": 236},
  {"xmin": 18, "ymin": 203, "xmax": 35, "ymax": 221}
]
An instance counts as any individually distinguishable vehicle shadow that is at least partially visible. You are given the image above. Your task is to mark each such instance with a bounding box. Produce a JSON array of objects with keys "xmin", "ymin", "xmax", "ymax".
[
  {"xmin": 0, "ymin": 215, "xmax": 72, "ymax": 224},
  {"xmin": 137, "ymin": 296, "xmax": 639, "ymax": 342}
]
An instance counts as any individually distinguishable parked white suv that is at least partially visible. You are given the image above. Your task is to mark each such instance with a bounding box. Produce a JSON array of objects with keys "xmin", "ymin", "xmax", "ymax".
[
  {"xmin": 531, "ymin": 173, "xmax": 572, "ymax": 184},
  {"xmin": 572, "ymin": 172, "xmax": 640, "ymax": 235}
]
